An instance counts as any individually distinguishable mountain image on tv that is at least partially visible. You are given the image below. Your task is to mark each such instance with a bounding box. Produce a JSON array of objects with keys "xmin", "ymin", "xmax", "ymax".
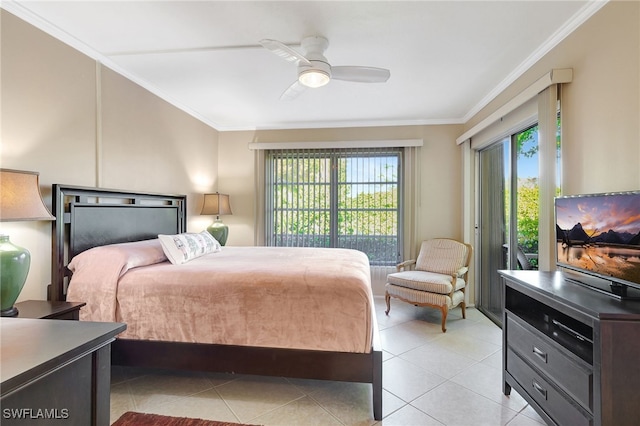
[
  {"xmin": 555, "ymin": 191, "xmax": 640, "ymax": 287},
  {"xmin": 556, "ymin": 222, "xmax": 640, "ymax": 247}
]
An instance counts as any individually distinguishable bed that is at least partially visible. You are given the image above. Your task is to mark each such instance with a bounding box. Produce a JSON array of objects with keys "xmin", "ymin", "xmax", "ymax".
[{"xmin": 50, "ymin": 184, "xmax": 382, "ymax": 420}]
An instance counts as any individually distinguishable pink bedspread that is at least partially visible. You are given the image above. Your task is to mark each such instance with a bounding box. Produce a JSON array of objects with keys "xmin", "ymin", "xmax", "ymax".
[{"xmin": 67, "ymin": 240, "xmax": 374, "ymax": 353}]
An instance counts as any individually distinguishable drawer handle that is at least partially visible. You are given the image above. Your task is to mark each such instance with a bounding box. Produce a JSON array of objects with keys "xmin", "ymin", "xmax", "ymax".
[
  {"xmin": 533, "ymin": 346, "xmax": 548, "ymax": 363},
  {"xmin": 532, "ymin": 380, "xmax": 548, "ymax": 400}
]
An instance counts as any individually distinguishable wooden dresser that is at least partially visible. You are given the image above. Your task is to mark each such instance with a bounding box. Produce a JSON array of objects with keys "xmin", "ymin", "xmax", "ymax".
[
  {"xmin": 1, "ymin": 318, "xmax": 125, "ymax": 425},
  {"xmin": 500, "ymin": 270, "xmax": 640, "ymax": 426}
]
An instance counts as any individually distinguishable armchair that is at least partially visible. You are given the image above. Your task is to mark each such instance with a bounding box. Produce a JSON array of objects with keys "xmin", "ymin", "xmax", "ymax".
[{"xmin": 385, "ymin": 238, "xmax": 472, "ymax": 332}]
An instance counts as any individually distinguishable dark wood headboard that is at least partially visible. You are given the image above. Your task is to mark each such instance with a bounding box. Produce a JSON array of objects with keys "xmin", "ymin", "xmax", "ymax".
[{"xmin": 50, "ymin": 185, "xmax": 187, "ymax": 301}]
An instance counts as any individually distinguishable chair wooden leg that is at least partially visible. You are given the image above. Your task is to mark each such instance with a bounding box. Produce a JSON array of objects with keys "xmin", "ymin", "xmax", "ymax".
[
  {"xmin": 461, "ymin": 301, "xmax": 466, "ymax": 319},
  {"xmin": 385, "ymin": 292, "xmax": 391, "ymax": 315},
  {"xmin": 440, "ymin": 305, "xmax": 449, "ymax": 332}
]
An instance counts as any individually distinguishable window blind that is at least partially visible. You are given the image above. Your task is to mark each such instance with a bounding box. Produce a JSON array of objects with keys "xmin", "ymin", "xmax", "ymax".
[{"xmin": 265, "ymin": 147, "xmax": 402, "ymax": 266}]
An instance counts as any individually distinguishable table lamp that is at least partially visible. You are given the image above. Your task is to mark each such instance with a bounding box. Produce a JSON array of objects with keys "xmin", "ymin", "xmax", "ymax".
[
  {"xmin": 201, "ymin": 192, "xmax": 232, "ymax": 246},
  {"xmin": 0, "ymin": 169, "xmax": 55, "ymax": 316}
]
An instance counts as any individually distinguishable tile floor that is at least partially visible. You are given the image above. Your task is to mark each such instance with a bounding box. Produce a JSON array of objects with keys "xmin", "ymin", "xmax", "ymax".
[{"xmin": 110, "ymin": 297, "xmax": 546, "ymax": 425}]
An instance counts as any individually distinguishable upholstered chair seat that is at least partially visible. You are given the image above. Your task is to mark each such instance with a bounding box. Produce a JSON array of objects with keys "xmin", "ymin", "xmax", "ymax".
[{"xmin": 385, "ymin": 238, "xmax": 472, "ymax": 332}]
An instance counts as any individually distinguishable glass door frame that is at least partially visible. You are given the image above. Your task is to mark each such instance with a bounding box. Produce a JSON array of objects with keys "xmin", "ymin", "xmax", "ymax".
[{"xmin": 476, "ymin": 123, "xmax": 540, "ymax": 326}]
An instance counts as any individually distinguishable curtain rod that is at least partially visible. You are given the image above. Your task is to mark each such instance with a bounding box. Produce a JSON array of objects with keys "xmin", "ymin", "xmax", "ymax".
[{"xmin": 248, "ymin": 139, "xmax": 423, "ymax": 150}]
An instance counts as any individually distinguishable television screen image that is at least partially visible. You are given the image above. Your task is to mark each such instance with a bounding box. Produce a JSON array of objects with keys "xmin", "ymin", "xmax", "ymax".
[{"xmin": 555, "ymin": 191, "xmax": 640, "ymax": 291}]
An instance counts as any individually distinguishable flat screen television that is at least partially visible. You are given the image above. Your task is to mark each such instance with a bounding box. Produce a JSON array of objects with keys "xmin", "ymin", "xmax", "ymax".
[{"xmin": 555, "ymin": 190, "xmax": 640, "ymax": 299}]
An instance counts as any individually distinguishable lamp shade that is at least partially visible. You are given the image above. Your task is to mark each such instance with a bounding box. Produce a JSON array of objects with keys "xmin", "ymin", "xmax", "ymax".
[
  {"xmin": 0, "ymin": 169, "xmax": 54, "ymax": 316},
  {"xmin": 0, "ymin": 169, "xmax": 54, "ymax": 221},
  {"xmin": 200, "ymin": 193, "xmax": 232, "ymax": 216}
]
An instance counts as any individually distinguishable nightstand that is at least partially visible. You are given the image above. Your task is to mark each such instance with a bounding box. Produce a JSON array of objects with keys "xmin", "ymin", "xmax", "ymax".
[{"xmin": 13, "ymin": 300, "xmax": 86, "ymax": 320}]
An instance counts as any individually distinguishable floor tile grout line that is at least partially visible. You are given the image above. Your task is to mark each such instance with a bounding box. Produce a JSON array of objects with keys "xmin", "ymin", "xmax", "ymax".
[
  {"xmin": 122, "ymin": 372, "xmax": 227, "ymax": 414},
  {"xmin": 300, "ymin": 392, "xmax": 350, "ymax": 426},
  {"xmin": 405, "ymin": 379, "xmax": 520, "ymax": 426}
]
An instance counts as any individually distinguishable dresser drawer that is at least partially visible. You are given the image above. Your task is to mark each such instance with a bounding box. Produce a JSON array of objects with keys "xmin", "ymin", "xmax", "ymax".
[
  {"xmin": 507, "ymin": 348, "xmax": 592, "ymax": 426},
  {"xmin": 506, "ymin": 313, "xmax": 593, "ymax": 411}
]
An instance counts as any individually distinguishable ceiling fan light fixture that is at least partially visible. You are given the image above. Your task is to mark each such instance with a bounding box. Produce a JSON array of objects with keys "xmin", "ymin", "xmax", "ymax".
[
  {"xmin": 298, "ymin": 69, "xmax": 330, "ymax": 88},
  {"xmin": 262, "ymin": 36, "xmax": 389, "ymax": 99}
]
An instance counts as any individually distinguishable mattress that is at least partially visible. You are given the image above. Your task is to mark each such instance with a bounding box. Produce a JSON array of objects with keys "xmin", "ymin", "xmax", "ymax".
[{"xmin": 66, "ymin": 239, "xmax": 374, "ymax": 353}]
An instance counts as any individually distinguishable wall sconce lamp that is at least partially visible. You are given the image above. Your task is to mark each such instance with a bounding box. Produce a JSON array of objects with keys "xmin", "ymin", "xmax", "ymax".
[
  {"xmin": 200, "ymin": 192, "xmax": 232, "ymax": 246},
  {"xmin": 0, "ymin": 169, "xmax": 55, "ymax": 316}
]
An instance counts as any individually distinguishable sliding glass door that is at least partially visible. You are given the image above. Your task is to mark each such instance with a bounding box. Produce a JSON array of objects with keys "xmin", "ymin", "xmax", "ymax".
[
  {"xmin": 478, "ymin": 138, "xmax": 509, "ymax": 324},
  {"xmin": 477, "ymin": 125, "xmax": 540, "ymax": 325}
]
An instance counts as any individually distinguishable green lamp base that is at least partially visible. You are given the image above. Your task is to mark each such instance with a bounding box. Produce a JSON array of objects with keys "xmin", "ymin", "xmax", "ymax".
[
  {"xmin": 1, "ymin": 306, "xmax": 19, "ymax": 317},
  {"xmin": 207, "ymin": 219, "xmax": 229, "ymax": 246},
  {"xmin": 0, "ymin": 235, "xmax": 31, "ymax": 317}
]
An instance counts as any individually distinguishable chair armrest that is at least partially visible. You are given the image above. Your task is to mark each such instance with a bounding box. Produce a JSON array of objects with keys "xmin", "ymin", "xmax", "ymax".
[{"xmin": 396, "ymin": 259, "xmax": 416, "ymax": 272}]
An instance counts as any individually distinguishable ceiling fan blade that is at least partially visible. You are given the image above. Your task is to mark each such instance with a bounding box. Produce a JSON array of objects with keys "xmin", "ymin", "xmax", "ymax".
[
  {"xmin": 260, "ymin": 39, "xmax": 311, "ymax": 66},
  {"xmin": 331, "ymin": 66, "xmax": 390, "ymax": 83},
  {"xmin": 280, "ymin": 81, "xmax": 307, "ymax": 101}
]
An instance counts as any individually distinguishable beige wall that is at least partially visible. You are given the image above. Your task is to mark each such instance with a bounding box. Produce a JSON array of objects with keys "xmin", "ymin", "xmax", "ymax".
[
  {"xmin": 99, "ymin": 67, "xmax": 219, "ymax": 216},
  {"xmin": 1, "ymin": 10, "xmax": 219, "ymax": 302},
  {"xmin": 465, "ymin": 0, "xmax": 639, "ymax": 193}
]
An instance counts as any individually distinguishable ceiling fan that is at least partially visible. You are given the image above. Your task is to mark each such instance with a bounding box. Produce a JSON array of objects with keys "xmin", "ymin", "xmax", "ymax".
[{"xmin": 260, "ymin": 36, "xmax": 390, "ymax": 100}]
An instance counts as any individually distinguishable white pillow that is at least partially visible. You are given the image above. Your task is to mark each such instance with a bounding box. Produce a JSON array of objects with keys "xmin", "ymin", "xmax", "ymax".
[{"xmin": 158, "ymin": 231, "xmax": 221, "ymax": 265}]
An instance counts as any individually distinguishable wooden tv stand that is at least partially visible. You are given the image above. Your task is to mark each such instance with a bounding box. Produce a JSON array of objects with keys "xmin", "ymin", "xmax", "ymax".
[{"xmin": 500, "ymin": 270, "xmax": 640, "ymax": 426}]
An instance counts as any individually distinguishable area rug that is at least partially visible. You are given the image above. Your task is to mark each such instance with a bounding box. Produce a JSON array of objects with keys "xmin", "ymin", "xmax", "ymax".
[{"xmin": 112, "ymin": 411, "xmax": 260, "ymax": 426}]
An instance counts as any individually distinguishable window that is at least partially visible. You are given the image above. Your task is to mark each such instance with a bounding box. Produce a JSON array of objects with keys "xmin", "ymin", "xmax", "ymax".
[{"xmin": 265, "ymin": 148, "xmax": 402, "ymax": 266}]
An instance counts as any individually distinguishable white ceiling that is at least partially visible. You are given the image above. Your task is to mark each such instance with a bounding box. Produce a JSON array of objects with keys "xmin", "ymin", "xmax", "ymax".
[{"xmin": 3, "ymin": 1, "xmax": 605, "ymax": 131}]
